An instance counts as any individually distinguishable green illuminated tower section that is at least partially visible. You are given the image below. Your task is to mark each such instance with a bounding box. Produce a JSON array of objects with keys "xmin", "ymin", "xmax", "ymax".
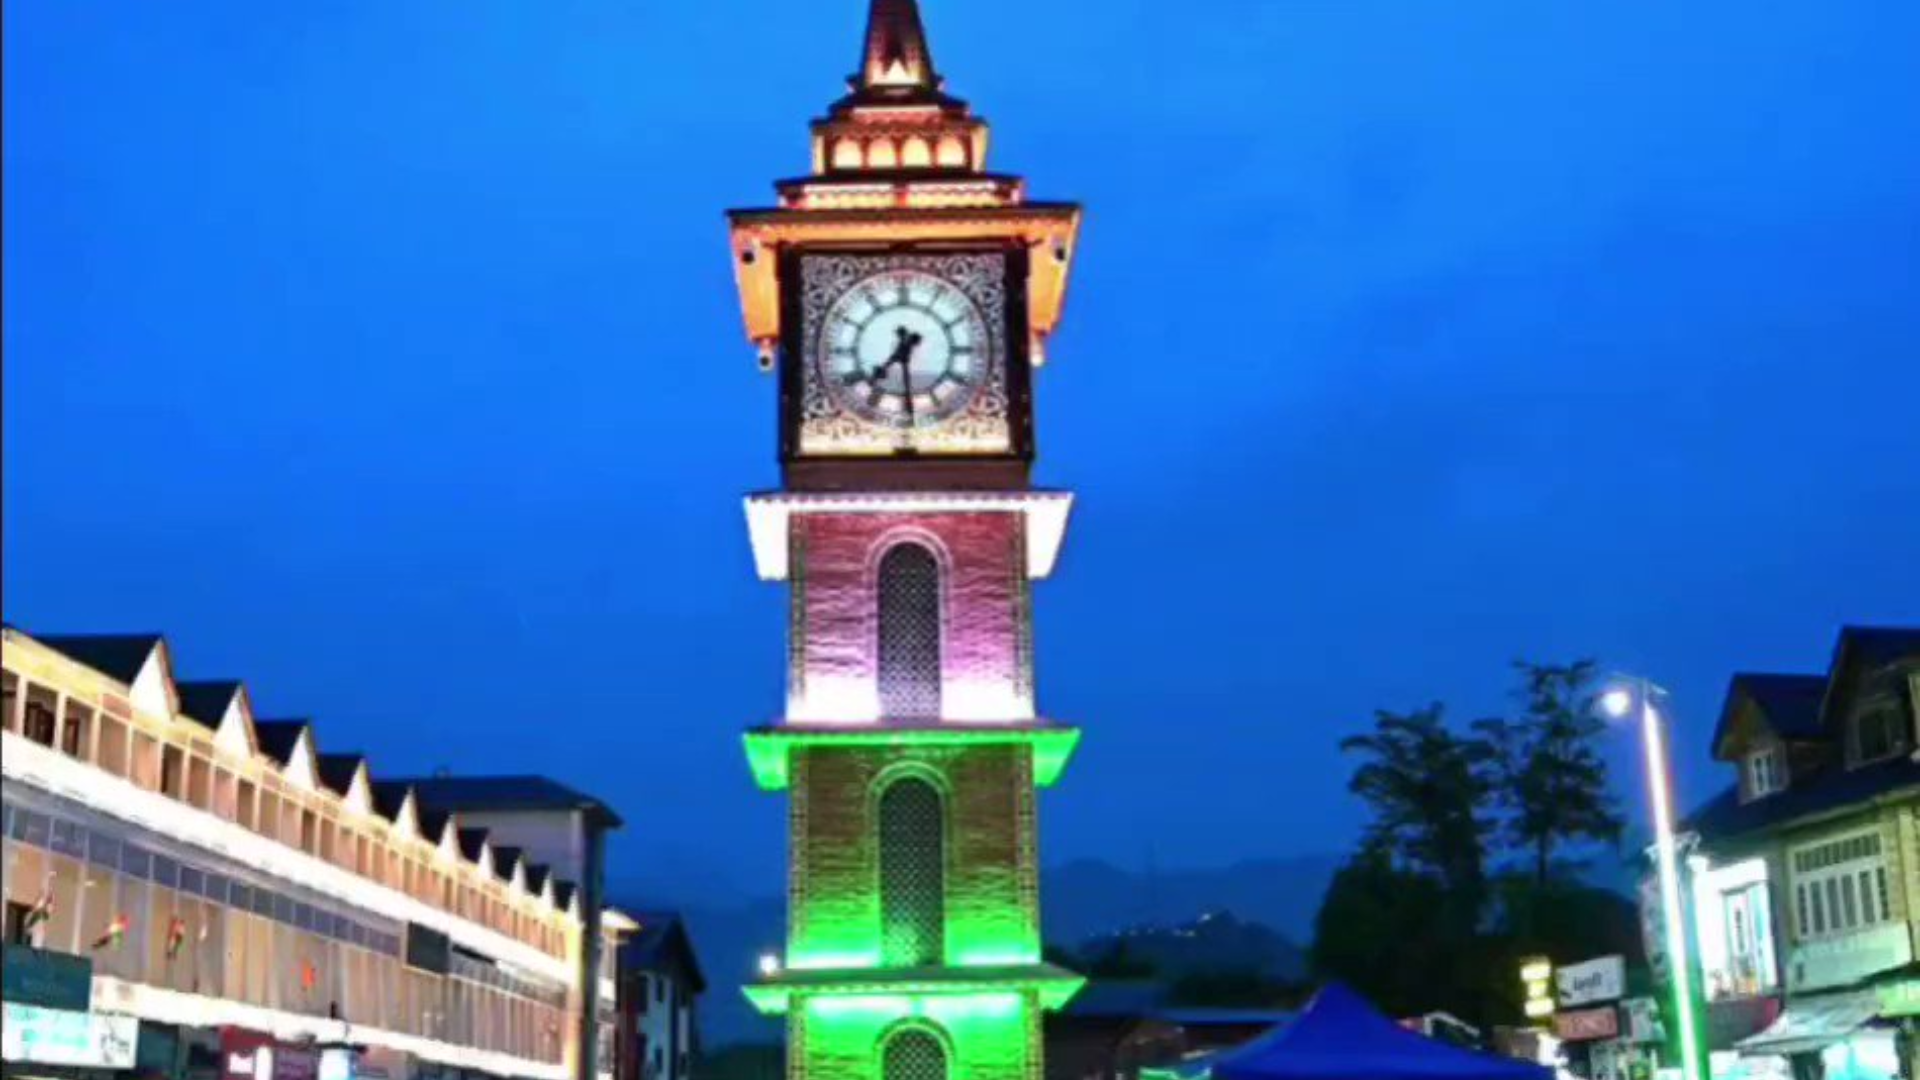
[{"xmin": 726, "ymin": 3, "xmax": 1086, "ymax": 1079}]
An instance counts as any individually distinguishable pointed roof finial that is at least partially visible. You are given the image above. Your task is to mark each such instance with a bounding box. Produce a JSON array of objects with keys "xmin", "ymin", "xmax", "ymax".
[{"xmin": 858, "ymin": 0, "xmax": 939, "ymax": 91}]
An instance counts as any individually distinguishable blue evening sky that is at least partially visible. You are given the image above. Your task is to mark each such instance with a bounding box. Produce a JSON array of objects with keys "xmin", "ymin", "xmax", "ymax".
[{"xmin": 6, "ymin": 1, "xmax": 1918, "ymax": 903}]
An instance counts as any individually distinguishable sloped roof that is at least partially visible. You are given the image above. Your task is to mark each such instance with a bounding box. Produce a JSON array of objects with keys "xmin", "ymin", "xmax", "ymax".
[
  {"xmin": 457, "ymin": 827, "xmax": 491, "ymax": 863},
  {"xmin": 316, "ymin": 753, "xmax": 367, "ymax": 798},
  {"xmin": 492, "ymin": 845, "xmax": 523, "ymax": 882},
  {"xmin": 1059, "ymin": 980, "xmax": 1166, "ymax": 1018},
  {"xmin": 368, "ymin": 781, "xmax": 415, "ymax": 824},
  {"xmin": 621, "ymin": 912, "xmax": 707, "ymax": 993},
  {"xmin": 393, "ymin": 774, "xmax": 622, "ymax": 829},
  {"xmin": 1687, "ymin": 754, "xmax": 1920, "ymax": 847},
  {"xmin": 418, "ymin": 808, "xmax": 451, "ymax": 844},
  {"xmin": 176, "ymin": 679, "xmax": 244, "ymax": 731},
  {"xmin": 1711, "ymin": 673, "xmax": 1828, "ymax": 757},
  {"xmin": 36, "ymin": 633, "xmax": 163, "ymax": 684},
  {"xmin": 524, "ymin": 863, "xmax": 551, "ymax": 894},
  {"xmin": 253, "ymin": 719, "xmax": 310, "ymax": 766}
]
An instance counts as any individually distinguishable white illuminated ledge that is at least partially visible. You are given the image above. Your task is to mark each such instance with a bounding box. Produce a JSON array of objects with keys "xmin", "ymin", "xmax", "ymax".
[{"xmin": 743, "ymin": 489, "xmax": 1074, "ymax": 581}]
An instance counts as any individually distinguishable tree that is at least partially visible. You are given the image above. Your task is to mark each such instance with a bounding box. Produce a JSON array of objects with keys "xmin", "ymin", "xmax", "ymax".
[
  {"xmin": 1338, "ymin": 703, "xmax": 1494, "ymax": 915},
  {"xmin": 1309, "ymin": 852, "xmax": 1511, "ymax": 1027},
  {"xmin": 1475, "ymin": 660, "xmax": 1625, "ymax": 886}
]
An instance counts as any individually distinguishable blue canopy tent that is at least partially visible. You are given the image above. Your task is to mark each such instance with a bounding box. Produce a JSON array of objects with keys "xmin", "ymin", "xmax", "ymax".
[{"xmin": 1149, "ymin": 984, "xmax": 1551, "ymax": 1080}]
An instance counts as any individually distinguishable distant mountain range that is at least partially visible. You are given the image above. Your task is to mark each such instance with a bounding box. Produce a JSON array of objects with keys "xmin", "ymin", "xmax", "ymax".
[
  {"xmin": 618, "ymin": 853, "xmax": 1344, "ymax": 1047},
  {"xmin": 1076, "ymin": 909, "xmax": 1308, "ymax": 982}
]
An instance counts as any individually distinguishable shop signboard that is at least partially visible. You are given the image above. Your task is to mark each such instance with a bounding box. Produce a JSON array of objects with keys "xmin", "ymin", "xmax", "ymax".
[
  {"xmin": 1557, "ymin": 955, "xmax": 1627, "ymax": 1008},
  {"xmin": 1, "ymin": 1002, "xmax": 139, "ymax": 1068},
  {"xmin": 1877, "ymin": 977, "xmax": 1920, "ymax": 1017},
  {"xmin": 1789, "ymin": 923, "xmax": 1912, "ymax": 993},
  {"xmin": 0, "ymin": 943, "xmax": 94, "ymax": 1011},
  {"xmin": 1553, "ymin": 1005, "xmax": 1621, "ymax": 1043},
  {"xmin": 222, "ymin": 1027, "xmax": 321, "ymax": 1080},
  {"xmin": 1622, "ymin": 997, "xmax": 1664, "ymax": 1044}
]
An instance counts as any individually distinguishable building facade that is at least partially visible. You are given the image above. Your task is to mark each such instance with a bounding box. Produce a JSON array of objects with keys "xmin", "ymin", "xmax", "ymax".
[
  {"xmin": 1671, "ymin": 626, "xmax": 1920, "ymax": 1076},
  {"xmin": 725, "ymin": 3, "xmax": 1087, "ymax": 1080},
  {"xmin": 612, "ymin": 915, "xmax": 703, "ymax": 1080},
  {"xmin": 2, "ymin": 628, "xmax": 630, "ymax": 1080}
]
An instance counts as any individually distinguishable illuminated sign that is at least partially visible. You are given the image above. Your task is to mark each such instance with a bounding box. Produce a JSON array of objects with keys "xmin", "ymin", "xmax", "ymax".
[
  {"xmin": 1, "ymin": 1003, "xmax": 139, "ymax": 1068},
  {"xmin": 1557, "ymin": 955, "xmax": 1627, "ymax": 1007},
  {"xmin": 1554, "ymin": 1005, "xmax": 1621, "ymax": 1042},
  {"xmin": 1520, "ymin": 956, "xmax": 1555, "ymax": 1020}
]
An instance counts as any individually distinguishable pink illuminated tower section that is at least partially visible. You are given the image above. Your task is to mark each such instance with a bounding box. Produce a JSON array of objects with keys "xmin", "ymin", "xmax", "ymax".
[{"xmin": 725, "ymin": 3, "xmax": 1085, "ymax": 1079}]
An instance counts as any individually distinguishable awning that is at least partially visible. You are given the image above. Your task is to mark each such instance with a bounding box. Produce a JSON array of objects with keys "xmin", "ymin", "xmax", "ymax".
[{"xmin": 1736, "ymin": 991, "xmax": 1883, "ymax": 1056}]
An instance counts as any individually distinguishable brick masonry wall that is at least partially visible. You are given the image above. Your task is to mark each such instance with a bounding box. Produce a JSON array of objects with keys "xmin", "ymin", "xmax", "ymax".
[
  {"xmin": 790, "ymin": 512, "xmax": 1030, "ymax": 722},
  {"xmin": 790, "ymin": 744, "xmax": 1038, "ymax": 966}
]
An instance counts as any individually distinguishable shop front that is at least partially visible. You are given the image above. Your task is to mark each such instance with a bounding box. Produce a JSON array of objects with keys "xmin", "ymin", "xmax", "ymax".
[
  {"xmin": 217, "ymin": 1029, "xmax": 318, "ymax": 1080},
  {"xmin": 1, "ymin": 1002, "xmax": 139, "ymax": 1080},
  {"xmin": 1736, "ymin": 990, "xmax": 1899, "ymax": 1080}
]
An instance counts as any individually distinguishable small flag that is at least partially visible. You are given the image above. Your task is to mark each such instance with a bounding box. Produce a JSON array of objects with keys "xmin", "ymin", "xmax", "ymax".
[
  {"xmin": 90, "ymin": 913, "xmax": 130, "ymax": 952},
  {"xmin": 23, "ymin": 873, "xmax": 55, "ymax": 932},
  {"xmin": 301, "ymin": 958, "xmax": 317, "ymax": 991},
  {"xmin": 166, "ymin": 916, "xmax": 187, "ymax": 960}
]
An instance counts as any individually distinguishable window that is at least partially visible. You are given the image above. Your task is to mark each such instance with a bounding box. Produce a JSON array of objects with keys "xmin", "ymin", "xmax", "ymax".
[
  {"xmin": 60, "ymin": 702, "xmax": 90, "ymax": 759},
  {"xmin": 1793, "ymin": 832, "xmax": 1891, "ymax": 939},
  {"xmin": 876, "ymin": 543, "xmax": 942, "ymax": 720},
  {"xmin": 1746, "ymin": 747, "xmax": 1785, "ymax": 799},
  {"xmin": 23, "ymin": 689, "xmax": 57, "ymax": 746},
  {"xmin": 882, "ymin": 1029, "xmax": 948, "ymax": 1080},
  {"xmin": 161, "ymin": 744, "xmax": 186, "ymax": 799},
  {"xmin": 1852, "ymin": 702, "xmax": 1910, "ymax": 765},
  {"xmin": 2, "ymin": 670, "xmax": 18, "ymax": 733},
  {"xmin": 878, "ymin": 775, "xmax": 946, "ymax": 967},
  {"xmin": 4, "ymin": 901, "xmax": 32, "ymax": 944}
]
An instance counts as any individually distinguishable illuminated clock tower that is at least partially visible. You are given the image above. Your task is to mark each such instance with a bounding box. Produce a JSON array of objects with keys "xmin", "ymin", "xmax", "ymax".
[{"xmin": 727, "ymin": 2, "xmax": 1084, "ymax": 1079}]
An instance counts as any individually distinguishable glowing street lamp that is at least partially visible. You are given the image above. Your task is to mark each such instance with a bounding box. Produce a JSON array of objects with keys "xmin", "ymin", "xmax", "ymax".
[{"xmin": 1600, "ymin": 676, "xmax": 1704, "ymax": 1080}]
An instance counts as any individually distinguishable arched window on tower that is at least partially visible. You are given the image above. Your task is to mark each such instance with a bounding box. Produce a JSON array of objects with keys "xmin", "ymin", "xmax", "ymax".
[
  {"xmin": 878, "ymin": 776, "xmax": 946, "ymax": 967},
  {"xmin": 876, "ymin": 542, "xmax": 942, "ymax": 720},
  {"xmin": 901, "ymin": 136, "xmax": 932, "ymax": 168},
  {"xmin": 934, "ymin": 135, "xmax": 966, "ymax": 168},
  {"xmin": 882, "ymin": 1028, "xmax": 949, "ymax": 1080},
  {"xmin": 868, "ymin": 139, "xmax": 900, "ymax": 169},
  {"xmin": 832, "ymin": 138, "xmax": 863, "ymax": 171}
]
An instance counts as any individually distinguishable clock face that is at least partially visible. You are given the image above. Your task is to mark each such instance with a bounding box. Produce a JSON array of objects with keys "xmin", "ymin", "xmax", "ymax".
[
  {"xmin": 818, "ymin": 271, "xmax": 991, "ymax": 430},
  {"xmin": 795, "ymin": 251, "xmax": 1013, "ymax": 457}
]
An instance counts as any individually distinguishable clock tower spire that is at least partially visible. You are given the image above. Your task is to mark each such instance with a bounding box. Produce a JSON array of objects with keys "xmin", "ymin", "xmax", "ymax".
[
  {"xmin": 856, "ymin": 0, "xmax": 940, "ymax": 93},
  {"xmin": 728, "ymin": 4, "xmax": 1086, "ymax": 1079}
]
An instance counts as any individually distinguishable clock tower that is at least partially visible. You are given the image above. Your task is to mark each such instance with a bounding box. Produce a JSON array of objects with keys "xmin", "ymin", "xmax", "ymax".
[{"xmin": 728, "ymin": 2, "xmax": 1084, "ymax": 1079}]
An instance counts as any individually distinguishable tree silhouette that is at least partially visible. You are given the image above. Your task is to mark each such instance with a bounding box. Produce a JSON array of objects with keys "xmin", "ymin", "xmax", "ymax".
[{"xmin": 1475, "ymin": 660, "xmax": 1625, "ymax": 887}]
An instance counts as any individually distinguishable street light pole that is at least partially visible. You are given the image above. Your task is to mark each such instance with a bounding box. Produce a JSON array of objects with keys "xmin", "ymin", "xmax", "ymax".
[
  {"xmin": 1603, "ymin": 677, "xmax": 1707, "ymax": 1080},
  {"xmin": 1636, "ymin": 680, "xmax": 1706, "ymax": 1080}
]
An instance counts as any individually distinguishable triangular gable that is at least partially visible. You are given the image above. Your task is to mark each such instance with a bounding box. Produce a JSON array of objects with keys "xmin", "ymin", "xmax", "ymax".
[
  {"xmin": 215, "ymin": 687, "xmax": 260, "ymax": 759},
  {"xmin": 343, "ymin": 761, "xmax": 374, "ymax": 816},
  {"xmin": 509, "ymin": 860, "xmax": 528, "ymax": 896},
  {"xmin": 437, "ymin": 816, "xmax": 462, "ymax": 861},
  {"xmin": 282, "ymin": 727, "xmax": 319, "ymax": 791},
  {"xmin": 129, "ymin": 638, "xmax": 178, "ymax": 720},
  {"xmin": 395, "ymin": 790, "xmax": 422, "ymax": 839},
  {"xmin": 476, "ymin": 842, "xmax": 496, "ymax": 879}
]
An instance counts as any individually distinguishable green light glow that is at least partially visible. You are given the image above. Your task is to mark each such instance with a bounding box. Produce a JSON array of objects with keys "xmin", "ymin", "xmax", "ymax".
[
  {"xmin": 743, "ymin": 724, "xmax": 1080, "ymax": 790},
  {"xmin": 741, "ymin": 964, "xmax": 1084, "ymax": 1016},
  {"xmin": 793, "ymin": 990, "xmax": 1039, "ymax": 1080}
]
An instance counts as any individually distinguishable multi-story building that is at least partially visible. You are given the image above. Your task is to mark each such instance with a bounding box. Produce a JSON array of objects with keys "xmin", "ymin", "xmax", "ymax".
[
  {"xmin": 612, "ymin": 914, "xmax": 703, "ymax": 1080},
  {"xmin": 1, "ymin": 627, "xmax": 633, "ymax": 1080},
  {"xmin": 1675, "ymin": 626, "xmax": 1920, "ymax": 1076}
]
